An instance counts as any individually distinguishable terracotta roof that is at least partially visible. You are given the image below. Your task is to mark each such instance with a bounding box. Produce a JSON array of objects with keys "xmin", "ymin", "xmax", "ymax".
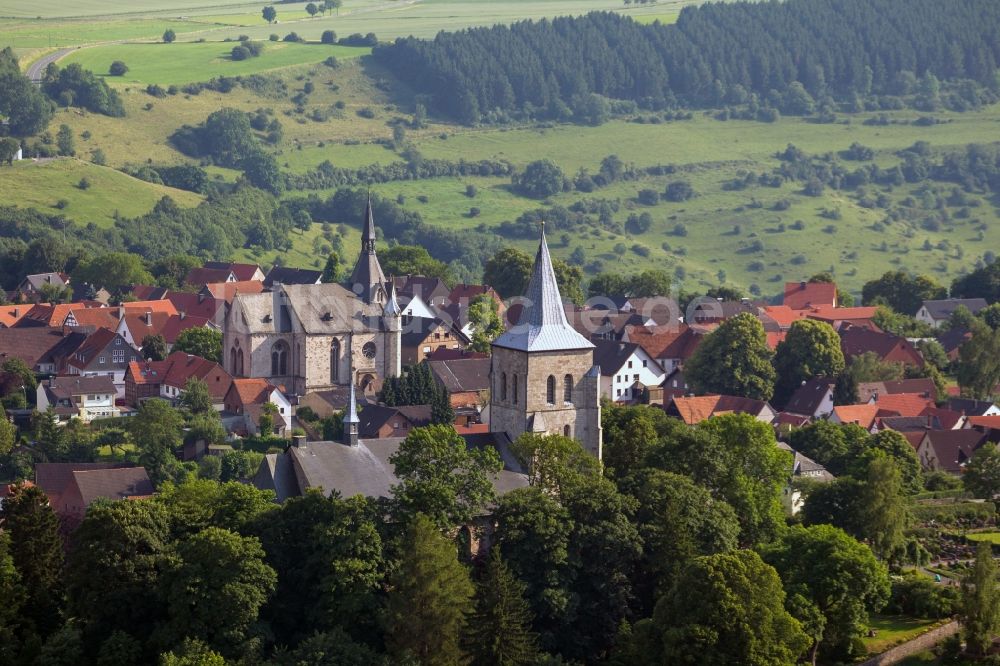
[
  {"xmin": 967, "ymin": 415, "xmax": 1000, "ymax": 429},
  {"xmin": 667, "ymin": 394, "xmax": 770, "ymax": 425},
  {"xmin": 624, "ymin": 324, "xmax": 703, "ymax": 361},
  {"xmin": 65, "ymin": 307, "xmax": 120, "ymax": 331},
  {"xmin": 0, "ymin": 305, "xmax": 29, "ymax": 328},
  {"xmin": 165, "ymin": 292, "xmax": 222, "ymax": 321},
  {"xmin": 858, "ymin": 378, "xmax": 936, "ymax": 402},
  {"xmin": 447, "ymin": 283, "xmax": 502, "ymax": 307},
  {"xmin": 161, "ymin": 352, "xmax": 231, "ymax": 398},
  {"xmin": 784, "ymin": 281, "xmax": 838, "ymax": 310},
  {"xmin": 920, "ymin": 406, "xmax": 966, "ymax": 430},
  {"xmin": 119, "ymin": 311, "xmax": 173, "ymax": 343},
  {"xmin": 766, "ymin": 331, "xmax": 787, "ymax": 350},
  {"xmin": 901, "ymin": 431, "xmax": 924, "ymax": 450},
  {"xmin": 130, "ymin": 285, "xmax": 169, "ymax": 301},
  {"xmin": 230, "ymin": 378, "xmax": 274, "ymax": 406},
  {"xmin": 773, "ymin": 412, "xmax": 812, "ymax": 427},
  {"xmin": 203, "ymin": 280, "xmax": 265, "ymax": 304},
  {"xmin": 159, "ymin": 314, "xmax": 214, "ymax": 345},
  {"xmin": 873, "ymin": 393, "xmax": 935, "ymax": 417},
  {"xmin": 807, "ymin": 306, "xmax": 879, "ymax": 322},
  {"xmin": 762, "ymin": 305, "xmax": 810, "ymax": 329},
  {"xmin": 123, "ymin": 300, "xmax": 178, "ymax": 316},
  {"xmin": 831, "ymin": 404, "xmax": 881, "ymax": 429}
]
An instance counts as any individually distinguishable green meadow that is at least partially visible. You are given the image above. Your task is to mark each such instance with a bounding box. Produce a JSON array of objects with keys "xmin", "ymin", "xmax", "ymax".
[
  {"xmin": 0, "ymin": 159, "xmax": 203, "ymax": 226},
  {"xmin": 60, "ymin": 41, "xmax": 369, "ymax": 86}
]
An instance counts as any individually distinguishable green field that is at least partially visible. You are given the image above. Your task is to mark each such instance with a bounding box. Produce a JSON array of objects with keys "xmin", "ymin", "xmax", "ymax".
[
  {"xmin": 0, "ymin": 159, "xmax": 203, "ymax": 226},
  {"xmin": 60, "ymin": 41, "xmax": 369, "ymax": 86},
  {"xmin": 0, "ymin": 18, "xmax": 204, "ymax": 48},
  {"xmin": 0, "ymin": 0, "xmax": 259, "ymax": 19},
  {"xmin": 860, "ymin": 615, "xmax": 944, "ymax": 655},
  {"xmin": 964, "ymin": 531, "xmax": 1000, "ymax": 544}
]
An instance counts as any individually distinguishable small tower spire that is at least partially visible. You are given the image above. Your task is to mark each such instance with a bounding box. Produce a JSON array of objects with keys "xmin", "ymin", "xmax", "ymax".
[
  {"xmin": 343, "ymin": 359, "xmax": 360, "ymax": 446},
  {"xmin": 361, "ymin": 190, "xmax": 377, "ymax": 253},
  {"xmin": 349, "ymin": 190, "xmax": 387, "ymax": 303}
]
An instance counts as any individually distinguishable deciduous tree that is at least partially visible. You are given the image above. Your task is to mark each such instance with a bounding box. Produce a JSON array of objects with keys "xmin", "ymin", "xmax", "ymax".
[
  {"xmin": 685, "ymin": 312, "xmax": 776, "ymax": 400},
  {"xmin": 961, "ymin": 541, "xmax": 1000, "ymax": 657},
  {"xmin": 173, "ymin": 328, "xmax": 222, "ymax": 363},
  {"xmin": 772, "ymin": 319, "xmax": 845, "ymax": 407}
]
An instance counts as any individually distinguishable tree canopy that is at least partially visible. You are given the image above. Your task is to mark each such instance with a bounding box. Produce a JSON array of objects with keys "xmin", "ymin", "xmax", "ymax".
[{"xmin": 685, "ymin": 312, "xmax": 776, "ymax": 400}]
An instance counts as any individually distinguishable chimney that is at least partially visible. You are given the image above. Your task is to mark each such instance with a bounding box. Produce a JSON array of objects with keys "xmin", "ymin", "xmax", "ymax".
[
  {"xmin": 800, "ymin": 281, "xmax": 806, "ymax": 290},
  {"xmin": 144, "ymin": 311, "xmax": 152, "ymax": 326},
  {"xmin": 179, "ymin": 311, "xmax": 186, "ymax": 320},
  {"xmin": 292, "ymin": 434, "xmax": 307, "ymax": 448}
]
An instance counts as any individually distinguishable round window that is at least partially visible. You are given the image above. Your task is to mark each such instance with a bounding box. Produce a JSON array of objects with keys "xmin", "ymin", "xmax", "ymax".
[{"xmin": 362, "ymin": 341, "xmax": 377, "ymax": 359}]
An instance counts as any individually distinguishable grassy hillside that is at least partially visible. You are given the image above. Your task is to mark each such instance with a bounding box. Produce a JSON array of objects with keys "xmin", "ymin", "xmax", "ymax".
[{"xmin": 0, "ymin": 158, "xmax": 203, "ymax": 226}]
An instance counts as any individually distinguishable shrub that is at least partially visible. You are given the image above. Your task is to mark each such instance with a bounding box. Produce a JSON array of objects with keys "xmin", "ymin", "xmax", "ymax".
[
  {"xmin": 283, "ymin": 32, "xmax": 302, "ymax": 42},
  {"xmin": 885, "ymin": 574, "xmax": 959, "ymax": 618},
  {"xmin": 321, "ymin": 30, "xmax": 337, "ymax": 44},
  {"xmin": 163, "ymin": 29, "xmax": 176, "ymax": 43},
  {"xmin": 78, "ymin": 177, "xmax": 91, "ymax": 190},
  {"xmin": 664, "ymin": 180, "xmax": 694, "ymax": 201},
  {"xmin": 357, "ymin": 107, "xmax": 376, "ymax": 119},
  {"xmin": 109, "ymin": 61, "xmax": 128, "ymax": 76},
  {"xmin": 637, "ymin": 188, "xmax": 659, "ymax": 205},
  {"xmin": 324, "ymin": 56, "xmax": 339, "ymax": 68},
  {"xmin": 468, "ymin": 207, "xmax": 480, "ymax": 217},
  {"xmin": 231, "ymin": 45, "xmax": 251, "ymax": 61},
  {"xmin": 146, "ymin": 84, "xmax": 166, "ymax": 98},
  {"xmin": 465, "ymin": 184, "xmax": 477, "ymax": 198},
  {"xmin": 270, "ymin": 34, "xmax": 280, "ymax": 42}
]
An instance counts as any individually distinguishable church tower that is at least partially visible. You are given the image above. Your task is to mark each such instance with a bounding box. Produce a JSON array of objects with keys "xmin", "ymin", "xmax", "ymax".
[
  {"xmin": 383, "ymin": 281, "xmax": 402, "ymax": 379},
  {"xmin": 349, "ymin": 194, "xmax": 387, "ymax": 304},
  {"xmin": 489, "ymin": 226, "xmax": 602, "ymax": 459}
]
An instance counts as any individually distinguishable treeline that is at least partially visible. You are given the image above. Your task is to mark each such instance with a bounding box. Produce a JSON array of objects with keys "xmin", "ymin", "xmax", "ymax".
[
  {"xmin": 372, "ymin": 0, "xmax": 1000, "ymax": 124},
  {"xmin": 284, "ymin": 154, "xmax": 513, "ymax": 190}
]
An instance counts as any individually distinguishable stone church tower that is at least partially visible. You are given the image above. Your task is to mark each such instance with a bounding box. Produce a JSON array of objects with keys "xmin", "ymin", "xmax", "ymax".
[{"xmin": 489, "ymin": 227, "xmax": 602, "ymax": 459}]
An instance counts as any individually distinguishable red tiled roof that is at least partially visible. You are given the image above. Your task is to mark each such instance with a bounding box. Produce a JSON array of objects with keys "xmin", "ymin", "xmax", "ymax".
[
  {"xmin": 186, "ymin": 267, "xmax": 233, "ymax": 286},
  {"xmin": 807, "ymin": 306, "xmax": 880, "ymax": 322},
  {"xmin": 762, "ymin": 305, "xmax": 810, "ymax": 329},
  {"xmin": 230, "ymin": 378, "xmax": 273, "ymax": 406},
  {"xmin": 120, "ymin": 310, "xmax": 173, "ymax": 342},
  {"xmin": 165, "ymin": 292, "xmax": 222, "ymax": 321},
  {"xmin": 766, "ymin": 332, "xmax": 787, "ymax": 350},
  {"xmin": 65, "ymin": 307, "xmax": 119, "ymax": 331},
  {"xmin": 784, "ymin": 281, "xmax": 838, "ymax": 310},
  {"xmin": 122, "ymin": 300, "xmax": 178, "ymax": 316},
  {"xmin": 967, "ymin": 415, "xmax": 1000, "ymax": 429},
  {"xmin": 832, "ymin": 404, "xmax": 881, "ymax": 429},
  {"xmin": 0, "ymin": 305, "xmax": 29, "ymax": 328},
  {"xmin": 624, "ymin": 324, "xmax": 703, "ymax": 361},
  {"xmin": 65, "ymin": 328, "xmax": 118, "ymax": 371},
  {"xmin": 203, "ymin": 280, "xmax": 265, "ymax": 304},
  {"xmin": 205, "ymin": 261, "xmax": 262, "ymax": 282},
  {"xmin": 668, "ymin": 394, "xmax": 769, "ymax": 425},
  {"xmin": 872, "ymin": 393, "xmax": 934, "ymax": 417},
  {"xmin": 920, "ymin": 406, "xmax": 965, "ymax": 430}
]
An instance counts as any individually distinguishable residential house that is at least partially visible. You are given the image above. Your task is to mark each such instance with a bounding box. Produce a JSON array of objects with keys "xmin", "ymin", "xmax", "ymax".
[
  {"xmin": 617, "ymin": 297, "xmax": 680, "ymax": 326},
  {"xmin": 224, "ymin": 378, "xmax": 292, "ymax": 436},
  {"xmin": 186, "ymin": 266, "xmax": 236, "ymax": 286},
  {"xmin": 965, "ymin": 415, "xmax": 1000, "ymax": 430},
  {"xmin": 63, "ymin": 306, "xmax": 120, "ymax": 331},
  {"xmin": 36, "ymin": 375, "xmax": 120, "ymax": 422},
  {"xmin": 263, "ymin": 266, "xmax": 323, "ymax": 288},
  {"xmin": 806, "ymin": 306, "xmax": 881, "ymax": 331},
  {"xmin": 392, "ymin": 275, "xmax": 451, "ymax": 310},
  {"xmin": 665, "ymin": 394, "xmax": 776, "ymax": 425},
  {"xmin": 871, "ymin": 392, "xmax": 936, "ymax": 418},
  {"xmin": 62, "ymin": 328, "xmax": 140, "ymax": 397},
  {"xmin": 689, "ymin": 299, "xmax": 758, "ymax": 325},
  {"xmin": 947, "ymin": 398, "xmax": 1000, "ymax": 417},
  {"xmin": 567, "ymin": 308, "xmax": 650, "ymax": 342},
  {"xmin": 915, "ymin": 298, "xmax": 989, "ymax": 329},
  {"xmin": 593, "ymin": 340, "xmax": 665, "ymax": 402},
  {"xmin": 858, "ymin": 378, "xmax": 937, "ymax": 403},
  {"xmin": 428, "ymin": 353, "xmax": 491, "ymax": 410},
  {"xmin": 660, "ymin": 368, "xmax": 690, "ymax": 402},
  {"xmin": 14, "ymin": 272, "xmax": 70, "ymax": 302},
  {"xmin": 778, "ymin": 441, "xmax": 834, "ymax": 515},
  {"xmin": 761, "ymin": 305, "xmax": 810, "ymax": 332},
  {"xmin": 829, "ymin": 404, "xmax": 882, "ymax": 430},
  {"xmin": 54, "ymin": 467, "xmax": 154, "ymax": 520},
  {"xmin": 203, "ymin": 261, "xmax": 265, "ymax": 282},
  {"xmin": 622, "ymin": 323, "xmax": 703, "ymax": 374},
  {"xmin": 839, "ymin": 327, "xmax": 924, "ymax": 367},
  {"xmin": 34, "ymin": 462, "xmax": 138, "ymax": 511},
  {"xmin": 202, "ymin": 280, "xmax": 266, "ymax": 306},
  {"xmin": 401, "ymin": 317, "xmax": 467, "ymax": 365},
  {"xmin": 915, "ymin": 429, "xmax": 988, "ymax": 473},
  {"xmin": 782, "ymin": 377, "xmax": 836, "ymax": 419},
  {"xmin": 920, "ymin": 406, "xmax": 967, "ymax": 430},
  {"xmin": 125, "ymin": 351, "xmax": 232, "ymax": 408},
  {"xmin": 783, "ymin": 281, "xmax": 838, "ymax": 310},
  {"xmin": 358, "ymin": 404, "xmax": 432, "ymax": 439},
  {"xmin": 875, "ymin": 415, "xmax": 942, "ymax": 433},
  {"xmin": 0, "ymin": 305, "xmax": 29, "ymax": 329},
  {"xmin": 938, "ymin": 328, "xmax": 973, "ymax": 363}
]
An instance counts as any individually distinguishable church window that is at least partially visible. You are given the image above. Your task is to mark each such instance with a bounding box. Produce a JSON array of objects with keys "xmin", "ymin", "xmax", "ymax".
[
  {"xmin": 564, "ymin": 374, "xmax": 573, "ymax": 403},
  {"xmin": 546, "ymin": 375, "xmax": 556, "ymax": 404},
  {"xmin": 271, "ymin": 340, "xmax": 289, "ymax": 375},
  {"xmin": 512, "ymin": 375, "xmax": 519, "ymax": 404},
  {"xmin": 237, "ymin": 350, "xmax": 244, "ymax": 376},
  {"xmin": 330, "ymin": 339, "xmax": 340, "ymax": 382},
  {"xmin": 500, "ymin": 372, "xmax": 507, "ymax": 401},
  {"xmin": 362, "ymin": 341, "xmax": 377, "ymax": 359},
  {"xmin": 564, "ymin": 425, "xmax": 571, "ymax": 437}
]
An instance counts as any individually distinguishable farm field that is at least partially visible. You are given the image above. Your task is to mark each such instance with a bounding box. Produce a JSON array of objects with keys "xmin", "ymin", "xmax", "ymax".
[
  {"xmin": 60, "ymin": 41, "xmax": 369, "ymax": 86},
  {"xmin": 0, "ymin": 18, "xmax": 202, "ymax": 48},
  {"xmin": 0, "ymin": 159, "xmax": 203, "ymax": 226}
]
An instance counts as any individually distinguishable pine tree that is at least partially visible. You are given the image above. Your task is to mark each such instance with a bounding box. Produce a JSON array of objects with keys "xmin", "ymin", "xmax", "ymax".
[
  {"xmin": 432, "ymin": 386, "xmax": 454, "ymax": 425},
  {"xmin": 1, "ymin": 483, "xmax": 64, "ymax": 637},
  {"xmin": 464, "ymin": 548, "xmax": 539, "ymax": 666},
  {"xmin": 961, "ymin": 541, "xmax": 1000, "ymax": 657},
  {"xmin": 0, "ymin": 531, "xmax": 27, "ymax": 663},
  {"xmin": 387, "ymin": 514, "xmax": 474, "ymax": 665}
]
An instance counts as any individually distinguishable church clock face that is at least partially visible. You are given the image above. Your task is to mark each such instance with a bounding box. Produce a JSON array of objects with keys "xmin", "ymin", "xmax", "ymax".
[{"xmin": 362, "ymin": 341, "xmax": 377, "ymax": 359}]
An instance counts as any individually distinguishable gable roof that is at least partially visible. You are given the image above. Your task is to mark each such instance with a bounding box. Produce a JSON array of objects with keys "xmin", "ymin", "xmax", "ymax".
[
  {"xmin": 920, "ymin": 298, "xmax": 989, "ymax": 319},
  {"xmin": 922, "ymin": 429, "xmax": 988, "ymax": 472},
  {"xmin": 593, "ymin": 340, "xmax": 646, "ymax": 376},
  {"xmin": 204, "ymin": 261, "xmax": 262, "ymax": 282},
  {"xmin": 21, "ymin": 272, "xmax": 70, "ymax": 291},
  {"xmin": 47, "ymin": 374, "xmax": 117, "ymax": 399},
  {"xmin": 967, "ymin": 415, "xmax": 1000, "ymax": 429},
  {"xmin": 185, "ymin": 267, "xmax": 234, "ymax": 286},
  {"xmin": 920, "ymin": 406, "xmax": 966, "ymax": 430},
  {"xmin": 831, "ymin": 403, "xmax": 881, "ymax": 429},
  {"xmin": 0, "ymin": 327, "xmax": 77, "ymax": 369},
  {"xmin": 203, "ymin": 280, "xmax": 266, "ymax": 304},
  {"xmin": 71, "ymin": 467, "xmax": 154, "ymax": 505},
  {"xmin": 35, "ymin": 462, "xmax": 135, "ymax": 500},
  {"xmin": 783, "ymin": 377, "xmax": 835, "ymax": 416},
  {"xmin": 165, "ymin": 292, "xmax": 222, "ymax": 321},
  {"xmin": 266, "ymin": 266, "xmax": 323, "ymax": 288},
  {"xmin": 873, "ymin": 393, "xmax": 935, "ymax": 417},
  {"xmin": 784, "ymin": 281, "xmax": 837, "ymax": 310},
  {"xmin": 428, "ymin": 356, "xmax": 491, "ymax": 394},
  {"xmin": 65, "ymin": 328, "xmax": 123, "ymax": 371},
  {"xmin": 878, "ymin": 415, "xmax": 940, "ymax": 432},
  {"xmin": 357, "ymin": 404, "xmax": 432, "ymax": 437},
  {"xmin": 392, "ymin": 276, "xmax": 451, "ymax": 304},
  {"xmin": 493, "ymin": 228, "xmax": 593, "ymax": 353},
  {"xmin": 858, "ymin": 378, "xmax": 936, "ymax": 402},
  {"xmin": 64, "ymin": 307, "xmax": 119, "ymax": 331},
  {"xmin": 0, "ymin": 305, "xmax": 29, "ymax": 328},
  {"xmin": 228, "ymin": 378, "xmax": 275, "ymax": 406},
  {"xmin": 948, "ymin": 398, "xmax": 998, "ymax": 416},
  {"xmin": 840, "ymin": 327, "xmax": 910, "ymax": 359},
  {"xmin": 667, "ymin": 394, "xmax": 770, "ymax": 425},
  {"xmin": 762, "ymin": 305, "xmax": 811, "ymax": 330}
]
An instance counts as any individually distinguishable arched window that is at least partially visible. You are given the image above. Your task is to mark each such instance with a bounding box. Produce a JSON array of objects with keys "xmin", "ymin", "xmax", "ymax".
[
  {"xmin": 500, "ymin": 372, "xmax": 507, "ymax": 401},
  {"xmin": 512, "ymin": 374, "xmax": 519, "ymax": 404},
  {"xmin": 330, "ymin": 339, "xmax": 340, "ymax": 382},
  {"xmin": 230, "ymin": 347, "xmax": 237, "ymax": 374},
  {"xmin": 564, "ymin": 374, "xmax": 574, "ymax": 403},
  {"xmin": 271, "ymin": 340, "xmax": 289, "ymax": 375},
  {"xmin": 564, "ymin": 424, "xmax": 571, "ymax": 437},
  {"xmin": 237, "ymin": 349, "xmax": 244, "ymax": 376},
  {"xmin": 546, "ymin": 375, "xmax": 556, "ymax": 404}
]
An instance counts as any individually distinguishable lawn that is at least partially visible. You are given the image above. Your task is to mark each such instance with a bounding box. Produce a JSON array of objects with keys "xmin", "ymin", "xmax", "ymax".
[
  {"xmin": 860, "ymin": 615, "xmax": 945, "ymax": 655},
  {"xmin": 964, "ymin": 531, "xmax": 1000, "ymax": 544},
  {"xmin": 0, "ymin": 158, "xmax": 203, "ymax": 227},
  {"xmin": 279, "ymin": 141, "xmax": 403, "ymax": 172},
  {"xmin": 60, "ymin": 41, "xmax": 369, "ymax": 86}
]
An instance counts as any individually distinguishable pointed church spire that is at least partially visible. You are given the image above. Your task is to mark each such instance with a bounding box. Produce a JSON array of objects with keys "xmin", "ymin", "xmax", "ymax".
[
  {"xmin": 350, "ymin": 190, "xmax": 387, "ymax": 303},
  {"xmin": 492, "ymin": 223, "xmax": 593, "ymax": 352},
  {"xmin": 384, "ymin": 278, "xmax": 401, "ymax": 317}
]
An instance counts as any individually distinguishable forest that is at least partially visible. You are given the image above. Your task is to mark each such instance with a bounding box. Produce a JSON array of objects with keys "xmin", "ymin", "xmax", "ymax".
[{"xmin": 373, "ymin": 0, "xmax": 1000, "ymax": 124}]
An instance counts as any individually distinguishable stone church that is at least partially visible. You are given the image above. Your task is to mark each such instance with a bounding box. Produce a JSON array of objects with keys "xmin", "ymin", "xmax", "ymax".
[
  {"xmin": 223, "ymin": 199, "xmax": 402, "ymax": 397},
  {"xmin": 490, "ymin": 227, "xmax": 603, "ymax": 459}
]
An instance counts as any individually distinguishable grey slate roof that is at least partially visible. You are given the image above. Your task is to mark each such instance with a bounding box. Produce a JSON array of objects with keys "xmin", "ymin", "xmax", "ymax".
[
  {"xmin": 920, "ymin": 298, "xmax": 988, "ymax": 319},
  {"xmin": 428, "ymin": 356, "xmax": 491, "ymax": 394},
  {"xmin": 264, "ymin": 266, "xmax": 323, "ymax": 287},
  {"xmin": 47, "ymin": 375, "xmax": 117, "ymax": 399},
  {"xmin": 593, "ymin": 340, "xmax": 640, "ymax": 376},
  {"xmin": 255, "ymin": 433, "xmax": 528, "ymax": 503},
  {"xmin": 492, "ymin": 228, "xmax": 594, "ymax": 353},
  {"xmin": 783, "ymin": 377, "xmax": 835, "ymax": 416},
  {"xmin": 232, "ymin": 283, "xmax": 385, "ymax": 335}
]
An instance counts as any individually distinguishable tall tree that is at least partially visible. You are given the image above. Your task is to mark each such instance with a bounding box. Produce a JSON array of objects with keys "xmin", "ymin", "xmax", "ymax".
[
  {"xmin": 173, "ymin": 328, "xmax": 223, "ymax": 364},
  {"xmin": 862, "ymin": 271, "xmax": 946, "ymax": 314},
  {"xmin": 0, "ymin": 531, "xmax": 26, "ymax": 664},
  {"xmin": 685, "ymin": 312, "xmax": 776, "ymax": 400},
  {"xmin": 389, "ymin": 424, "xmax": 502, "ymax": 529},
  {"xmin": 772, "ymin": 319, "xmax": 845, "ymax": 407},
  {"xmin": 386, "ymin": 514, "xmax": 474, "ymax": 665},
  {"xmin": 161, "ymin": 527, "xmax": 276, "ymax": 658},
  {"xmin": 861, "ymin": 457, "xmax": 908, "ymax": 562},
  {"xmin": 142, "ymin": 334, "xmax": 168, "ymax": 361},
  {"xmin": 1, "ymin": 483, "xmax": 64, "ymax": 637},
  {"xmin": 463, "ymin": 548, "xmax": 539, "ymax": 666},
  {"xmin": 178, "ymin": 377, "xmax": 212, "ymax": 415},
  {"xmin": 964, "ymin": 443, "xmax": 1000, "ymax": 499},
  {"xmin": 961, "ymin": 541, "xmax": 1000, "ymax": 657},
  {"xmin": 635, "ymin": 551, "xmax": 809, "ymax": 666},
  {"xmin": 509, "ymin": 432, "xmax": 601, "ymax": 494},
  {"xmin": 483, "ymin": 247, "xmax": 533, "ymax": 299},
  {"xmin": 467, "ymin": 294, "xmax": 504, "ymax": 353},
  {"xmin": 761, "ymin": 525, "xmax": 890, "ymax": 665},
  {"xmin": 131, "ymin": 398, "xmax": 184, "ymax": 487},
  {"xmin": 72, "ymin": 252, "xmax": 153, "ymax": 291},
  {"xmin": 262, "ymin": 6, "xmax": 276, "ymax": 23},
  {"xmin": 957, "ymin": 322, "xmax": 1000, "ymax": 399}
]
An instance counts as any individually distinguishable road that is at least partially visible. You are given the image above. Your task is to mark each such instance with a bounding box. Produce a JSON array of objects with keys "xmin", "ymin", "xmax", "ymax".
[{"xmin": 27, "ymin": 48, "xmax": 76, "ymax": 83}]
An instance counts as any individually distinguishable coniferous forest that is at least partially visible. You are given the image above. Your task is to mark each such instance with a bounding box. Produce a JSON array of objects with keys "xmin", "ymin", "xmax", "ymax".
[{"xmin": 373, "ymin": 0, "xmax": 1000, "ymax": 124}]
